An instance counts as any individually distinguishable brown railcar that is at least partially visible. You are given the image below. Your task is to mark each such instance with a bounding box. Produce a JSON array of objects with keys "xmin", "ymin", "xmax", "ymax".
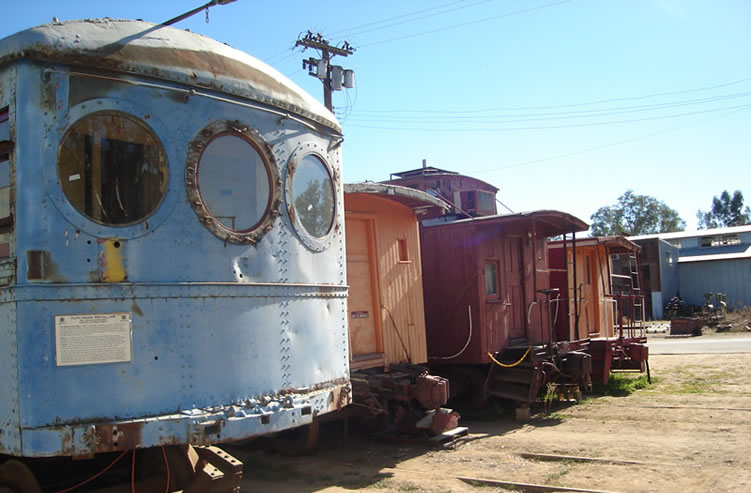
[
  {"xmin": 420, "ymin": 211, "xmax": 591, "ymax": 409},
  {"xmin": 549, "ymin": 236, "xmax": 650, "ymax": 384}
]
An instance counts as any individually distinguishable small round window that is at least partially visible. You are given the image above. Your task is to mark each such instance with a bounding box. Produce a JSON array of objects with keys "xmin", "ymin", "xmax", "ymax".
[
  {"xmin": 58, "ymin": 111, "xmax": 167, "ymax": 226},
  {"xmin": 186, "ymin": 121, "xmax": 280, "ymax": 244},
  {"xmin": 292, "ymin": 155, "xmax": 335, "ymax": 239}
]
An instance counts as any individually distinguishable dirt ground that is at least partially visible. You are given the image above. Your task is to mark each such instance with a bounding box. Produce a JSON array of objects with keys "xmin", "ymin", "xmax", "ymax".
[{"xmin": 227, "ymin": 333, "xmax": 751, "ymax": 493}]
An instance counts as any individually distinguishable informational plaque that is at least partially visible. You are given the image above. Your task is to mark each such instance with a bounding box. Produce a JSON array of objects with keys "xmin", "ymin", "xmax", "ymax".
[{"xmin": 55, "ymin": 313, "xmax": 132, "ymax": 366}]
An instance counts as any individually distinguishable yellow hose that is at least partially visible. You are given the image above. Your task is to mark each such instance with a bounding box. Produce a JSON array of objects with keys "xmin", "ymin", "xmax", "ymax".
[{"xmin": 488, "ymin": 347, "xmax": 530, "ymax": 368}]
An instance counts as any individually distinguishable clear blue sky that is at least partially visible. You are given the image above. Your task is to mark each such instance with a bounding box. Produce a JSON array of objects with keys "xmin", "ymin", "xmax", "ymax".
[{"xmin": 4, "ymin": 1, "xmax": 750, "ymax": 231}]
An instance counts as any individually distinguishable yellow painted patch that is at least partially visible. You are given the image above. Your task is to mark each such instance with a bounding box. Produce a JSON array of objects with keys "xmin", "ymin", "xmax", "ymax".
[{"xmin": 100, "ymin": 240, "xmax": 126, "ymax": 282}]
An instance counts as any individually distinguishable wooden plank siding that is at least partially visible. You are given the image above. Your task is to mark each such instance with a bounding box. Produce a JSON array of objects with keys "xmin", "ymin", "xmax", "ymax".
[
  {"xmin": 421, "ymin": 225, "xmax": 486, "ymax": 365},
  {"xmin": 421, "ymin": 212, "xmax": 588, "ymax": 366},
  {"xmin": 344, "ymin": 194, "xmax": 428, "ymax": 368}
]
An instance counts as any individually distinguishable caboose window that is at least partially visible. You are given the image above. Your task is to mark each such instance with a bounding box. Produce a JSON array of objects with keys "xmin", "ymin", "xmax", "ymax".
[
  {"xmin": 292, "ymin": 155, "xmax": 334, "ymax": 238},
  {"xmin": 484, "ymin": 261, "xmax": 499, "ymax": 297},
  {"xmin": 58, "ymin": 111, "xmax": 167, "ymax": 226},
  {"xmin": 197, "ymin": 134, "xmax": 271, "ymax": 233}
]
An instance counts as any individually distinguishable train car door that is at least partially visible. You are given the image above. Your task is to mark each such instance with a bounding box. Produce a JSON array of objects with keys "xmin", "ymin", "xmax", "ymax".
[
  {"xmin": 482, "ymin": 233, "xmax": 506, "ymax": 352},
  {"xmin": 504, "ymin": 236, "xmax": 526, "ymax": 340},
  {"xmin": 345, "ymin": 215, "xmax": 384, "ymax": 368}
]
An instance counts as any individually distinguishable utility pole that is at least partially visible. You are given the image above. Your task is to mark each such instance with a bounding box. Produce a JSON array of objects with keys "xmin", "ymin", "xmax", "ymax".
[{"xmin": 295, "ymin": 32, "xmax": 355, "ymax": 112}]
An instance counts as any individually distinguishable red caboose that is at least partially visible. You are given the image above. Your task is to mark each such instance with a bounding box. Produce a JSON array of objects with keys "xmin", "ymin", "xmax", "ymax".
[{"xmin": 420, "ymin": 211, "xmax": 590, "ymax": 410}]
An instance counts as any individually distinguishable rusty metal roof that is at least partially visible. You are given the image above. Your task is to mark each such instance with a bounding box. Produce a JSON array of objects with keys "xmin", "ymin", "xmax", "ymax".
[
  {"xmin": 549, "ymin": 235, "xmax": 640, "ymax": 252},
  {"xmin": 344, "ymin": 182, "xmax": 450, "ymax": 211},
  {"xmin": 0, "ymin": 18, "xmax": 340, "ymax": 133}
]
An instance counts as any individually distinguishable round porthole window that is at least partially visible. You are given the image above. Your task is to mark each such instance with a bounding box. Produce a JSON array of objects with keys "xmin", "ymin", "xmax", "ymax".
[
  {"xmin": 285, "ymin": 146, "xmax": 338, "ymax": 252},
  {"xmin": 58, "ymin": 111, "xmax": 168, "ymax": 226},
  {"xmin": 292, "ymin": 154, "xmax": 335, "ymax": 239},
  {"xmin": 186, "ymin": 121, "xmax": 280, "ymax": 244}
]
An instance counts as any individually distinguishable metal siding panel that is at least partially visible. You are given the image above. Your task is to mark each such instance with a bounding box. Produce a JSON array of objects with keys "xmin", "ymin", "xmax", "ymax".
[
  {"xmin": 0, "ymin": 300, "xmax": 21, "ymax": 454},
  {"xmin": 15, "ymin": 289, "xmax": 347, "ymax": 429}
]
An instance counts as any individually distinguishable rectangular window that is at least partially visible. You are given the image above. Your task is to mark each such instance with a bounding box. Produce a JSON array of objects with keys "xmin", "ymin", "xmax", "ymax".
[
  {"xmin": 397, "ymin": 238, "xmax": 409, "ymax": 262},
  {"xmin": 0, "ymin": 107, "xmax": 11, "ymax": 258},
  {"xmin": 585, "ymin": 255, "xmax": 591, "ymax": 284},
  {"xmin": 477, "ymin": 191, "xmax": 495, "ymax": 214},
  {"xmin": 484, "ymin": 262, "xmax": 499, "ymax": 298},
  {"xmin": 721, "ymin": 235, "xmax": 741, "ymax": 246},
  {"xmin": 666, "ymin": 251, "xmax": 673, "ymax": 265}
]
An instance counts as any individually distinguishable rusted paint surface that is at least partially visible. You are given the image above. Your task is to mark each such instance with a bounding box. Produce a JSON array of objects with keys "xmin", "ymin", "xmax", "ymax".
[
  {"xmin": 0, "ymin": 19, "xmax": 340, "ymax": 133},
  {"xmin": 98, "ymin": 239, "xmax": 127, "ymax": 282},
  {"xmin": 15, "ymin": 378, "xmax": 351, "ymax": 457}
]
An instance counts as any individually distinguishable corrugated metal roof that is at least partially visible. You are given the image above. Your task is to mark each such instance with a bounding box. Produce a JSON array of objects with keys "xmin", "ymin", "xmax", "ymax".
[{"xmin": 0, "ymin": 18, "xmax": 340, "ymax": 133}]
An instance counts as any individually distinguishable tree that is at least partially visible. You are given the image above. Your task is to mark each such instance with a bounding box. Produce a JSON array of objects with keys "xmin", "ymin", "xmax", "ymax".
[
  {"xmin": 590, "ymin": 190, "xmax": 686, "ymax": 237},
  {"xmin": 696, "ymin": 190, "xmax": 751, "ymax": 229}
]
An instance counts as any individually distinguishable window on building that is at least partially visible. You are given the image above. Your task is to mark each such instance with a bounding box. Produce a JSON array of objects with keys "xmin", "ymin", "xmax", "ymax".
[
  {"xmin": 721, "ymin": 235, "xmax": 741, "ymax": 246},
  {"xmin": 701, "ymin": 235, "xmax": 740, "ymax": 247},
  {"xmin": 666, "ymin": 251, "xmax": 673, "ymax": 265}
]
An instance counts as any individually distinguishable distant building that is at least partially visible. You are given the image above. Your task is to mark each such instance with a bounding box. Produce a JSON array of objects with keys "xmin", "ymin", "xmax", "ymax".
[{"xmin": 630, "ymin": 224, "xmax": 751, "ymax": 317}]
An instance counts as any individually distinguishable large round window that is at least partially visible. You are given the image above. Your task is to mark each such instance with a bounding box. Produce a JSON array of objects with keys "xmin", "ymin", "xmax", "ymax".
[
  {"xmin": 58, "ymin": 111, "xmax": 167, "ymax": 226},
  {"xmin": 198, "ymin": 134, "xmax": 270, "ymax": 232},
  {"xmin": 292, "ymin": 155, "xmax": 335, "ymax": 239},
  {"xmin": 186, "ymin": 121, "xmax": 280, "ymax": 244}
]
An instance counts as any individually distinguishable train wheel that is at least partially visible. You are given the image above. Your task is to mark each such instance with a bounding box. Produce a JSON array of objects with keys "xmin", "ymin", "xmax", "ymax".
[
  {"xmin": 271, "ymin": 418, "xmax": 320, "ymax": 456},
  {"xmin": 0, "ymin": 460, "xmax": 42, "ymax": 493}
]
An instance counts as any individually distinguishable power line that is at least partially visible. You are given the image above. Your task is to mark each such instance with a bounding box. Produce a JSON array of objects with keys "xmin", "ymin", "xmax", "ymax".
[
  {"xmin": 330, "ymin": 0, "xmax": 492, "ymax": 40},
  {"xmin": 342, "ymin": 91, "xmax": 751, "ymax": 124},
  {"xmin": 469, "ymin": 104, "xmax": 751, "ymax": 174},
  {"xmin": 327, "ymin": 0, "xmax": 479, "ymax": 38},
  {"xmin": 344, "ymin": 102, "xmax": 751, "ymax": 132},
  {"xmin": 346, "ymin": 77, "xmax": 751, "ymax": 115},
  {"xmin": 359, "ymin": 0, "xmax": 570, "ymax": 48}
]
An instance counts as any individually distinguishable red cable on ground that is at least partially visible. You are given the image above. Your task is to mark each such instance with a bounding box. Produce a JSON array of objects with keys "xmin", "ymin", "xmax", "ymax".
[
  {"xmin": 54, "ymin": 450, "xmax": 129, "ymax": 493},
  {"xmin": 131, "ymin": 449, "xmax": 136, "ymax": 493},
  {"xmin": 161, "ymin": 446, "xmax": 171, "ymax": 493}
]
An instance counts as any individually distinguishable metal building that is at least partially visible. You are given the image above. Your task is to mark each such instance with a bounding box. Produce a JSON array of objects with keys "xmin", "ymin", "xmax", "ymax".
[{"xmin": 631, "ymin": 225, "xmax": 751, "ymax": 314}]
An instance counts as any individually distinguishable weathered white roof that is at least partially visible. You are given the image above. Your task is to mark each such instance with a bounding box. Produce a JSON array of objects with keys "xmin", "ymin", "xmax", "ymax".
[
  {"xmin": 344, "ymin": 182, "xmax": 450, "ymax": 211},
  {"xmin": 0, "ymin": 18, "xmax": 340, "ymax": 133}
]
